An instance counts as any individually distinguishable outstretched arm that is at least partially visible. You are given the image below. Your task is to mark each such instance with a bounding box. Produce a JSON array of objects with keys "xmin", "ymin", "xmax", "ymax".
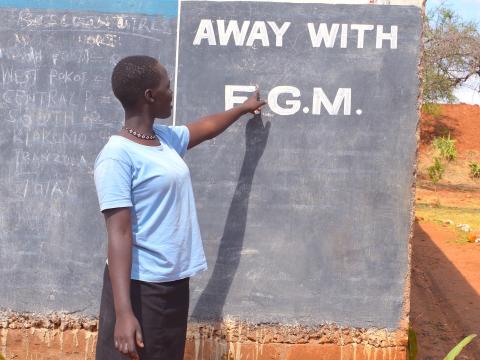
[{"xmin": 186, "ymin": 90, "xmax": 266, "ymax": 149}]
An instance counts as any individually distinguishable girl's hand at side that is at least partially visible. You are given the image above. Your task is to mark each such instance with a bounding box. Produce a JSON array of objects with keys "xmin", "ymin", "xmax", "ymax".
[{"xmin": 114, "ymin": 312, "xmax": 144, "ymax": 360}]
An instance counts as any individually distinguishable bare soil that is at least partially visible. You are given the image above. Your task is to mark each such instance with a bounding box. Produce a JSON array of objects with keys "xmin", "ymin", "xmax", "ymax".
[
  {"xmin": 411, "ymin": 221, "xmax": 480, "ymax": 359},
  {"xmin": 411, "ymin": 104, "xmax": 480, "ymax": 359}
]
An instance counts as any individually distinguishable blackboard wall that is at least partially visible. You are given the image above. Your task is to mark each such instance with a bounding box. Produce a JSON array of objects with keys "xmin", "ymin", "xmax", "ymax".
[
  {"xmin": 0, "ymin": 3, "xmax": 177, "ymax": 315},
  {"xmin": 0, "ymin": 0, "xmax": 421, "ymax": 330}
]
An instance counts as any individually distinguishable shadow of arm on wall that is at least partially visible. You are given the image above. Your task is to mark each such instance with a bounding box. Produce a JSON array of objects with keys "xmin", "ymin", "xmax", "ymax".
[{"xmin": 191, "ymin": 114, "xmax": 270, "ymax": 321}]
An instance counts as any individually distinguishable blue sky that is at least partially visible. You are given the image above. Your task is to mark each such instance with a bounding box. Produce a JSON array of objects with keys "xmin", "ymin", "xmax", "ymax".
[{"xmin": 427, "ymin": 0, "xmax": 480, "ymax": 25}]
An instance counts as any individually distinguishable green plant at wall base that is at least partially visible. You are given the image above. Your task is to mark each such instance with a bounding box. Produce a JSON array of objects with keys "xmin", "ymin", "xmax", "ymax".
[
  {"xmin": 0, "ymin": 353, "xmax": 5, "ymax": 360},
  {"xmin": 433, "ymin": 133, "xmax": 457, "ymax": 161},
  {"xmin": 443, "ymin": 334, "xmax": 477, "ymax": 360},
  {"xmin": 469, "ymin": 162, "xmax": 480, "ymax": 178},
  {"xmin": 408, "ymin": 327, "xmax": 418, "ymax": 360},
  {"xmin": 408, "ymin": 330, "xmax": 477, "ymax": 360}
]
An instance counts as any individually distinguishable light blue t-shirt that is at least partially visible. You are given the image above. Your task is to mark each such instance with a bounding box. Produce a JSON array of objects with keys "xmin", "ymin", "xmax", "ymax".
[{"xmin": 94, "ymin": 124, "xmax": 207, "ymax": 282}]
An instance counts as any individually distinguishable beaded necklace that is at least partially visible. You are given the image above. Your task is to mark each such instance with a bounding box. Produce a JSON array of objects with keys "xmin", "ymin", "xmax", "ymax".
[{"xmin": 122, "ymin": 126, "xmax": 157, "ymax": 140}]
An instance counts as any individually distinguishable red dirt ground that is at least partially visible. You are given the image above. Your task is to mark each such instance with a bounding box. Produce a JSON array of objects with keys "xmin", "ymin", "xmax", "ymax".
[
  {"xmin": 412, "ymin": 104, "xmax": 480, "ymax": 359},
  {"xmin": 420, "ymin": 104, "xmax": 480, "ymax": 156},
  {"xmin": 411, "ymin": 221, "xmax": 480, "ymax": 359}
]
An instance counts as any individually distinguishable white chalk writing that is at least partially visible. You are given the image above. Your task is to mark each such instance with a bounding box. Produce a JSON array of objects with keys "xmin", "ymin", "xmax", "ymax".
[{"xmin": 193, "ymin": 20, "xmax": 398, "ymax": 49}]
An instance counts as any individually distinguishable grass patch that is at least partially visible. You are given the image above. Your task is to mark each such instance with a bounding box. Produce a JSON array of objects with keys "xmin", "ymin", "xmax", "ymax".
[
  {"xmin": 469, "ymin": 162, "xmax": 480, "ymax": 178},
  {"xmin": 422, "ymin": 102, "xmax": 443, "ymax": 117},
  {"xmin": 416, "ymin": 203, "xmax": 480, "ymax": 243}
]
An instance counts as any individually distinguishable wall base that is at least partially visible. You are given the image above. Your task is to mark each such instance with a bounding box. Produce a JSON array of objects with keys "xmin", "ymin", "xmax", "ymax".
[{"xmin": 0, "ymin": 313, "xmax": 408, "ymax": 360}]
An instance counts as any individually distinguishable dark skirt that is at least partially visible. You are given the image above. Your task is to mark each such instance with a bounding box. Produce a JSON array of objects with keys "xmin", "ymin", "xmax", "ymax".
[{"xmin": 95, "ymin": 265, "xmax": 189, "ymax": 360}]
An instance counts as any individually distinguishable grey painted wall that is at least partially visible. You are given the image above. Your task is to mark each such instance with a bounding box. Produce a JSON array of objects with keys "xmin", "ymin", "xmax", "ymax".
[
  {"xmin": 0, "ymin": 1, "xmax": 422, "ymax": 330},
  {"xmin": 177, "ymin": 1, "xmax": 421, "ymax": 328}
]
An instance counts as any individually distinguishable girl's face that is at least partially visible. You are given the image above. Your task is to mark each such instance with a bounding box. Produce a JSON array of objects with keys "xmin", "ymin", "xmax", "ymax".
[{"xmin": 147, "ymin": 63, "xmax": 173, "ymax": 119}]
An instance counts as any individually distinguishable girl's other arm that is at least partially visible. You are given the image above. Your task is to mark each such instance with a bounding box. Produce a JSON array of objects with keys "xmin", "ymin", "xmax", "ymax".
[{"xmin": 104, "ymin": 207, "xmax": 144, "ymax": 360}]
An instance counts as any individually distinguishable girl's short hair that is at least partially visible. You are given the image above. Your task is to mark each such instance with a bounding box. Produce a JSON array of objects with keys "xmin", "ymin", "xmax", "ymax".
[{"xmin": 111, "ymin": 55, "xmax": 162, "ymax": 109}]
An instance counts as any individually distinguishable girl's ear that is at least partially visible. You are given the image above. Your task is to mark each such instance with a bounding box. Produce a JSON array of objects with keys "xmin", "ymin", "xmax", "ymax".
[{"xmin": 144, "ymin": 89, "xmax": 155, "ymax": 103}]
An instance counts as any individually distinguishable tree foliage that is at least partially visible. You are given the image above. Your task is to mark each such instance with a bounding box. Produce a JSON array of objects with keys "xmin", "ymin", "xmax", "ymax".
[{"xmin": 423, "ymin": 5, "xmax": 480, "ymax": 104}]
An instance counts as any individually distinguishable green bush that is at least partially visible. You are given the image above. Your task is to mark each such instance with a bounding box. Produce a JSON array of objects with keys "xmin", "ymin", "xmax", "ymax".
[
  {"xmin": 422, "ymin": 102, "xmax": 442, "ymax": 117},
  {"xmin": 469, "ymin": 162, "xmax": 480, "ymax": 178},
  {"xmin": 433, "ymin": 133, "xmax": 457, "ymax": 161},
  {"xmin": 428, "ymin": 157, "xmax": 445, "ymax": 185}
]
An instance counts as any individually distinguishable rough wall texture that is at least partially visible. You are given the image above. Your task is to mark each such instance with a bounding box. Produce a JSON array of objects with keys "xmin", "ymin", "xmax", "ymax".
[
  {"xmin": 0, "ymin": 312, "xmax": 407, "ymax": 359},
  {"xmin": 0, "ymin": 312, "xmax": 97, "ymax": 360}
]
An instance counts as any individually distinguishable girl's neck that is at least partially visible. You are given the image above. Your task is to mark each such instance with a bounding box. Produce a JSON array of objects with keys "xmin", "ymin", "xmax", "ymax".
[{"xmin": 124, "ymin": 112, "xmax": 155, "ymax": 134}]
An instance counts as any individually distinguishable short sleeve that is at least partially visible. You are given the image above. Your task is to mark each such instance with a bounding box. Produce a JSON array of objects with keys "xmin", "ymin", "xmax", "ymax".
[
  {"xmin": 94, "ymin": 157, "xmax": 133, "ymax": 212},
  {"xmin": 167, "ymin": 125, "xmax": 190, "ymax": 157}
]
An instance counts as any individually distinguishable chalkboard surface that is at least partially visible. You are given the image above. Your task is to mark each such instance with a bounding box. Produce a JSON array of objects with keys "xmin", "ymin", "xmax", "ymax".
[
  {"xmin": 0, "ymin": 1, "xmax": 422, "ymax": 330},
  {"xmin": 176, "ymin": 1, "xmax": 421, "ymax": 328},
  {"xmin": 0, "ymin": 7, "xmax": 177, "ymax": 315}
]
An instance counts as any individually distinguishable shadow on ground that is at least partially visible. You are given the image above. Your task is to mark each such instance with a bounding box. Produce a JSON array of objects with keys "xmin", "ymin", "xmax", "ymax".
[
  {"xmin": 420, "ymin": 113, "xmax": 458, "ymax": 147},
  {"xmin": 411, "ymin": 222, "xmax": 480, "ymax": 359}
]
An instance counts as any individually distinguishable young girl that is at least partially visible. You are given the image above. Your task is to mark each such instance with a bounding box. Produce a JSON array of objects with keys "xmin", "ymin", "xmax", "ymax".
[{"xmin": 94, "ymin": 55, "xmax": 265, "ymax": 360}]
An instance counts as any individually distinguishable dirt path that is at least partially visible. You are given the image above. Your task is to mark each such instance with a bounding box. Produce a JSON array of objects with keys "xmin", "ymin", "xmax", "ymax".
[
  {"xmin": 411, "ymin": 104, "xmax": 480, "ymax": 359},
  {"xmin": 411, "ymin": 221, "xmax": 480, "ymax": 359}
]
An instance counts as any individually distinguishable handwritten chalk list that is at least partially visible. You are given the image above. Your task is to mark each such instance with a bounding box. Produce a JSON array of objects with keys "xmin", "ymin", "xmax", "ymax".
[{"xmin": 0, "ymin": 7, "xmax": 177, "ymax": 315}]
